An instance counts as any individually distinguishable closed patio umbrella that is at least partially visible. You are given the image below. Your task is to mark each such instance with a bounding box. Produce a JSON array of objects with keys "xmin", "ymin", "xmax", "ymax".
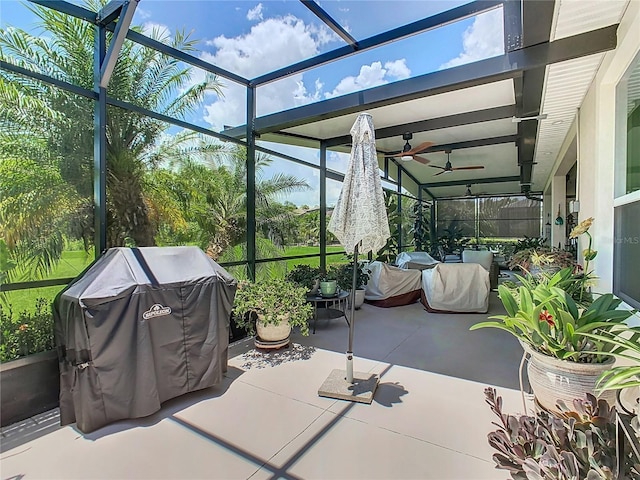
[{"xmin": 319, "ymin": 112, "xmax": 390, "ymax": 403}]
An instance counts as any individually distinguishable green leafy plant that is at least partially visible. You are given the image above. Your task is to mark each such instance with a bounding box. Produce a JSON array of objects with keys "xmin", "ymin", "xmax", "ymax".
[
  {"xmin": 0, "ymin": 298, "xmax": 54, "ymax": 362},
  {"xmin": 285, "ymin": 264, "xmax": 322, "ymax": 291},
  {"xmin": 471, "ymin": 269, "xmax": 637, "ymax": 363},
  {"xmin": 582, "ymin": 326, "xmax": 640, "ymax": 392},
  {"xmin": 515, "ymin": 265, "xmax": 596, "ymax": 307},
  {"xmin": 569, "ymin": 217, "xmax": 598, "ymax": 303},
  {"xmin": 375, "ymin": 193, "xmax": 400, "ymax": 263},
  {"xmin": 410, "ymin": 202, "xmax": 432, "ymax": 252},
  {"xmin": 513, "ymin": 235, "xmax": 547, "ymax": 254},
  {"xmin": 508, "ymin": 248, "xmax": 577, "ymax": 273},
  {"xmin": 437, "ymin": 219, "xmax": 470, "ymax": 255},
  {"xmin": 485, "ymin": 388, "xmax": 639, "ymax": 479},
  {"xmin": 232, "ymin": 278, "xmax": 313, "ymax": 337},
  {"xmin": 329, "ymin": 260, "xmax": 371, "ymax": 292},
  {"xmin": 0, "ymin": 239, "xmax": 17, "ymax": 285}
]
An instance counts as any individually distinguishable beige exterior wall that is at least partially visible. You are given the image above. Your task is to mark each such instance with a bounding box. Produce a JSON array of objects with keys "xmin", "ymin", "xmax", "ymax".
[{"xmin": 572, "ymin": 0, "xmax": 640, "ymax": 296}]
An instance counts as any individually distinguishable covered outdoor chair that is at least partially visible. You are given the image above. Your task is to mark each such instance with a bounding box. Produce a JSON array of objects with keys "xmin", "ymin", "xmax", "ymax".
[
  {"xmin": 437, "ymin": 246, "xmax": 462, "ymax": 263},
  {"xmin": 461, "ymin": 249, "xmax": 494, "ymax": 271},
  {"xmin": 420, "ymin": 263, "xmax": 490, "ymax": 313},
  {"xmin": 364, "ymin": 261, "xmax": 422, "ymax": 307}
]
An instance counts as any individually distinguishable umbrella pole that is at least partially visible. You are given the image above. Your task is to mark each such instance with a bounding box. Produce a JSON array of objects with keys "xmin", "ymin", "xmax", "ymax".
[{"xmin": 346, "ymin": 244, "xmax": 358, "ymax": 383}]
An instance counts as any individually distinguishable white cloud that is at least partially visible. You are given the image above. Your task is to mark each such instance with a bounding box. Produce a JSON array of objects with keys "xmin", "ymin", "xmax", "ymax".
[
  {"xmin": 247, "ymin": 3, "xmax": 263, "ymax": 22},
  {"xmin": 136, "ymin": 7, "xmax": 151, "ymax": 20},
  {"xmin": 384, "ymin": 59, "xmax": 411, "ymax": 80},
  {"xmin": 293, "ymin": 78, "xmax": 324, "ymax": 104},
  {"xmin": 202, "ymin": 15, "xmax": 337, "ymax": 130},
  {"xmin": 200, "ymin": 14, "xmax": 409, "ymax": 132},
  {"xmin": 141, "ymin": 22, "xmax": 171, "ymax": 40},
  {"xmin": 205, "ymin": 16, "xmax": 325, "ymax": 79},
  {"xmin": 324, "ymin": 60, "xmax": 411, "ymax": 99},
  {"xmin": 439, "ymin": 9, "xmax": 504, "ymax": 70}
]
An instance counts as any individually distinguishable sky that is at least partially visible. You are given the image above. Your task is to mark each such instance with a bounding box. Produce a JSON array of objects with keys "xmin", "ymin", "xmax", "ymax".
[{"xmin": 1, "ymin": 0, "xmax": 505, "ymax": 206}]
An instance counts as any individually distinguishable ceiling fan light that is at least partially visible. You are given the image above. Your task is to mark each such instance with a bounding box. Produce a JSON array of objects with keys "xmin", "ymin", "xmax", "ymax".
[{"xmin": 400, "ymin": 155, "xmax": 413, "ymax": 162}]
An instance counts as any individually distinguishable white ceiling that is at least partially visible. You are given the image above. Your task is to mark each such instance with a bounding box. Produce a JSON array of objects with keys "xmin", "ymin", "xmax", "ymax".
[{"xmin": 282, "ymin": 79, "xmax": 516, "ymax": 140}]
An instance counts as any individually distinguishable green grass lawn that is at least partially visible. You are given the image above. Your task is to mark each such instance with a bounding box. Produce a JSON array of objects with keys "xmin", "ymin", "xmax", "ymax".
[
  {"xmin": 283, "ymin": 245, "xmax": 346, "ymax": 268},
  {"xmin": 2, "ymin": 250, "xmax": 94, "ymax": 316},
  {"xmin": 3, "ymin": 246, "xmax": 349, "ymax": 315}
]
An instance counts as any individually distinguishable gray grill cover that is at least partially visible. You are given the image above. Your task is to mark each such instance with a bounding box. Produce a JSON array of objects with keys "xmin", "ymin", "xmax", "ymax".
[{"xmin": 53, "ymin": 247, "xmax": 237, "ymax": 433}]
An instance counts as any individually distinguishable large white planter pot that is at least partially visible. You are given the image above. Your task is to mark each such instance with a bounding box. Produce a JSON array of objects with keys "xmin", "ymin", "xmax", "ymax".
[
  {"xmin": 347, "ymin": 289, "xmax": 366, "ymax": 310},
  {"xmin": 256, "ymin": 315, "xmax": 291, "ymax": 342},
  {"xmin": 525, "ymin": 345, "xmax": 616, "ymax": 412}
]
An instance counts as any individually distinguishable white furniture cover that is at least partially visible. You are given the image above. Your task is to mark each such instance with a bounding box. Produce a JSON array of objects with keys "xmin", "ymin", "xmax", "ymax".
[
  {"xmin": 396, "ymin": 251, "xmax": 440, "ymax": 269},
  {"xmin": 421, "ymin": 263, "xmax": 490, "ymax": 313},
  {"xmin": 461, "ymin": 250, "xmax": 494, "ymax": 271},
  {"xmin": 364, "ymin": 261, "xmax": 422, "ymax": 307}
]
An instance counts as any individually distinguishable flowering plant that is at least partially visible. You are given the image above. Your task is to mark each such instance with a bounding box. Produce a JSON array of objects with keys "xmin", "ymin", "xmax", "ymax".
[
  {"xmin": 471, "ymin": 270, "xmax": 635, "ymax": 363},
  {"xmin": 569, "ymin": 216, "xmax": 597, "ymax": 302},
  {"xmin": 0, "ymin": 298, "xmax": 54, "ymax": 362}
]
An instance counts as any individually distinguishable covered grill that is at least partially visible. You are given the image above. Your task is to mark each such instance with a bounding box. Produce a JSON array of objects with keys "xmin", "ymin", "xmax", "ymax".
[{"xmin": 53, "ymin": 246, "xmax": 237, "ymax": 433}]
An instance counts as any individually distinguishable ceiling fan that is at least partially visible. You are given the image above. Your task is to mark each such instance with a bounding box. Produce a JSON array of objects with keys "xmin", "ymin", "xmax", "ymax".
[
  {"xmin": 389, "ymin": 133, "xmax": 433, "ymax": 164},
  {"xmin": 429, "ymin": 150, "xmax": 485, "ymax": 176}
]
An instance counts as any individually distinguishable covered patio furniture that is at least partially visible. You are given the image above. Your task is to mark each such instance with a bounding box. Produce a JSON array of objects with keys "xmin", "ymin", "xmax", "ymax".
[
  {"xmin": 461, "ymin": 250, "xmax": 494, "ymax": 271},
  {"xmin": 461, "ymin": 249, "xmax": 499, "ymax": 289},
  {"xmin": 420, "ymin": 263, "xmax": 490, "ymax": 313},
  {"xmin": 364, "ymin": 261, "xmax": 422, "ymax": 307},
  {"xmin": 396, "ymin": 251, "xmax": 440, "ymax": 271}
]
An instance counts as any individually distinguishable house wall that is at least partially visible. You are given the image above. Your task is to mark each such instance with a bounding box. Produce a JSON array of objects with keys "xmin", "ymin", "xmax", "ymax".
[{"xmin": 575, "ymin": 0, "xmax": 640, "ymax": 323}]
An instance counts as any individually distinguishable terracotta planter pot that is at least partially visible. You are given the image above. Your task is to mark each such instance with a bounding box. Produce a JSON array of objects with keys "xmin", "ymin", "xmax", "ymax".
[
  {"xmin": 524, "ymin": 344, "xmax": 616, "ymax": 412},
  {"xmin": 256, "ymin": 314, "xmax": 291, "ymax": 342}
]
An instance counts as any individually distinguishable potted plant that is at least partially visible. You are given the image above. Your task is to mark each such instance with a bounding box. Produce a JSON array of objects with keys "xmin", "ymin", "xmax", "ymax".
[
  {"xmin": 319, "ymin": 272, "xmax": 338, "ymax": 297},
  {"xmin": 589, "ymin": 330, "xmax": 640, "ymax": 393},
  {"xmin": 330, "ymin": 260, "xmax": 371, "ymax": 309},
  {"xmin": 471, "ymin": 268, "xmax": 637, "ymax": 412},
  {"xmin": 285, "ymin": 264, "xmax": 322, "ymax": 294},
  {"xmin": 508, "ymin": 247, "xmax": 577, "ymax": 275},
  {"xmin": 484, "ymin": 387, "xmax": 639, "ymax": 478},
  {"xmin": 233, "ymin": 278, "xmax": 313, "ymax": 348}
]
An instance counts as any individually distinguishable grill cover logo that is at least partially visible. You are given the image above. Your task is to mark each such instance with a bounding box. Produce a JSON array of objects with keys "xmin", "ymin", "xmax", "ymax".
[{"xmin": 143, "ymin": 303, "xmax": 172, "ymax": 320}]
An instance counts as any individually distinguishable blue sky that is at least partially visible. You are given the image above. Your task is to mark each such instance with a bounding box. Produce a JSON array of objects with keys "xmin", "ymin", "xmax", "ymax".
[{"xmin": 1, "ymin": 0, "xmax": 505, "ymax": 206}]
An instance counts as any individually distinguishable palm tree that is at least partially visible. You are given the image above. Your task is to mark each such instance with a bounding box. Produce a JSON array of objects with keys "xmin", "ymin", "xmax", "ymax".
[
  {"xmin": 151, "ymin": 143, "xmax": 310, "ymax": 261},
  {"xmin": 209, "ymin": 145, "xmax": 310, "ymax": 260},
  {"xmin": 0, "ymin": 1, "xmax": 223, "ymax": 276}
]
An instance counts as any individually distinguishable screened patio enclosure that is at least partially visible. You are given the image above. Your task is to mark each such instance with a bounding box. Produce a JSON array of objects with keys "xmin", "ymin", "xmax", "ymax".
[{"xmin": 0, "ymin": 0, "xmax": 627, "ymax": 306}]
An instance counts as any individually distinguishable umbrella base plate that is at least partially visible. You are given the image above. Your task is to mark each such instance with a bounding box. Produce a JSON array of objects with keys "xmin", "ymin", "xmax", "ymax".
[{"xmin": 318, "ymin": 368, "xmax": 378, "ymax": 404}]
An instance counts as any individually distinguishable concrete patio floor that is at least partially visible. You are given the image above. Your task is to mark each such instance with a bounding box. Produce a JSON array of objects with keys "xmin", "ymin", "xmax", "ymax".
[{"xmin": 1, "ymin": 293, "xmax": 529, "ymax": 479}]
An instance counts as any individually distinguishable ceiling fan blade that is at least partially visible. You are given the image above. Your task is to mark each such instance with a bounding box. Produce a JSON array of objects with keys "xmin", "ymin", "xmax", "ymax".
[
  {"xmin": 433, "ymin": 170, "xmax": 446, "ymax": 176},
  {"xmin": 428, "ymin": 165, "xmax": 445, "ymax": 170},
  {"xmin": 452, "ymin": 166, "xmax": 485, "ymax": 171},
  {"xmin": 404, "ymin": 141, "xmax": 434, "ymax": 156},
  {"xmin": 391, "ymin": 141, "xmax": 435, "ymax": 157},
  {"xmin": 412, "ymin": 155, "xmax": 430, "ymax": 164}
]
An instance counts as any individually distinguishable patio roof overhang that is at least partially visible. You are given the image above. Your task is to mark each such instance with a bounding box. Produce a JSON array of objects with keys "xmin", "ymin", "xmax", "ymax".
[{"xmin": 223, "ymin": 0, "xmax": 624, "ymax": 199}]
